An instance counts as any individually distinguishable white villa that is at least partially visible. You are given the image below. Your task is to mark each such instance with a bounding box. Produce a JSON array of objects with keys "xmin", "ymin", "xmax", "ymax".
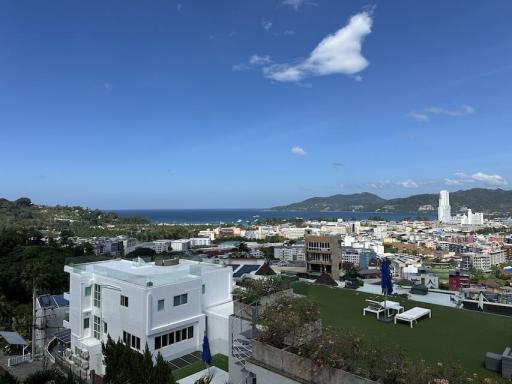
[{"xmin": 63, "ymin": 258, "xmax": 233, "ymax": 375}]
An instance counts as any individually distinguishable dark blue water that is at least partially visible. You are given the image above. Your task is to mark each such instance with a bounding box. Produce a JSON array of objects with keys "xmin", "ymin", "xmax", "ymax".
[{"xmin": 112, "ymin": 209, "xmax": 436, "ymax": 225}]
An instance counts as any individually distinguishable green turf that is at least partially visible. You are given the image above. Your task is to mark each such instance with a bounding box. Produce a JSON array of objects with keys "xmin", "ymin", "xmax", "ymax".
[
  {"xmin": 430, "ymin": 268, "xmax": 450, "ymax": 284},
  {"xmin": 293, "ymin": 282, "xmax": 512, "ymax": 382},
  {"xmin": 172, "ymin": 354, "xmax": 228, "ymax": 380}
]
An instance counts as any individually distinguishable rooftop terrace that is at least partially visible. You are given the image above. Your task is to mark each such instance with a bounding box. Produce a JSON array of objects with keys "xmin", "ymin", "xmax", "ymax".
[
  {"xmin": 293, "ymin": 282, "xmax": 512, "ymax": 382},
  {"xmin": 66, "ymin": 258, "xmax": 225, "ymax": 287}
]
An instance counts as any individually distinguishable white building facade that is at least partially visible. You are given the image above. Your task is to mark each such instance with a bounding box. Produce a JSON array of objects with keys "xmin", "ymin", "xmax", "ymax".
[
  {"xmin": 438, "ymin": 190, "xmax": 452, "ymax": 223},
  {"xmin": 63, "ymin": 259, "xmax": 232, "ymax": 375}
]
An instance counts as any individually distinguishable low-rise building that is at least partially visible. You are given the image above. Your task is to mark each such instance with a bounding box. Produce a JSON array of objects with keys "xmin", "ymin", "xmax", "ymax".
[
  {"xmin": 273, "ymin": 245, "xmax": 305, "ymax": 262},
  {"xmin": 63, "ymin": 258, "xmax": 232, "ymax": 375},
  {"xmin": 449, "ymin": 270, "xmax": 471, "ymax": 291}
]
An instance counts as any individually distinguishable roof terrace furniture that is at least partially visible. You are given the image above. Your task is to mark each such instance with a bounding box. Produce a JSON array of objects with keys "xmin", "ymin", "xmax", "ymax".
[
  {"xmin": 485, "ymin": 352, "xmax": 502, "ymax": 373},
  {"xmin": 394, "ymin": 307, "xmax": 431, "ymax": 328},
  {"xmin": 363, "ymin": 300, "xmax": 386, "ymax": 319},
  {"xmin": 502, "ymin": 347, "xmax": 512, "ymax": 379},
  {"xmin": 379, "ymin": 300, "xmax": 404, "ymax": 317}
]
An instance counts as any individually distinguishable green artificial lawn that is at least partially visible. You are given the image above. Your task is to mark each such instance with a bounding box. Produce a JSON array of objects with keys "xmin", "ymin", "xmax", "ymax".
[
  {"xmin": 172, "ymin": 354, "xmax": 228, "ymax": 380},
  {"xmin": 293, "ymin": 282, "xmax": 512, "ymax": 382},
  {"xmin": 430, "ymin": 268, "xmax": 450, "ymax": 284}
]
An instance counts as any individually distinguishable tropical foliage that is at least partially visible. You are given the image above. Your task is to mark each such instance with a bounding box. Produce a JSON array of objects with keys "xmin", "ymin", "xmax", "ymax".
[
  {"xmin": 101, "ymin": 336, "xmax": 176, "ymax": 384},
  {"xmin": 232, "ymin": 276, "xmax": 292, "ymax": 304}
]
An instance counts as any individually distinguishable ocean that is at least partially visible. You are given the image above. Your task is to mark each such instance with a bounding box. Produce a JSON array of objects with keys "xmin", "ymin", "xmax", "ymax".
[{"xmin": 112, "ymin": 209, "xmax": 437, "ymax": 225}]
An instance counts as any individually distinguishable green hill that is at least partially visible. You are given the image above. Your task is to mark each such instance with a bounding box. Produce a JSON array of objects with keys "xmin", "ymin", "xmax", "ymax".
[{"xmin": 271, "ymin": 188, "xmax": 512, "ymax": 214}]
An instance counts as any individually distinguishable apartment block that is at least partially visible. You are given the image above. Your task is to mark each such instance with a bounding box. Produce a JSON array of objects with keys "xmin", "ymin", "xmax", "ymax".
[{"xmin": 305, "ymin": 230, "xmax": 342, "ymax": 280}]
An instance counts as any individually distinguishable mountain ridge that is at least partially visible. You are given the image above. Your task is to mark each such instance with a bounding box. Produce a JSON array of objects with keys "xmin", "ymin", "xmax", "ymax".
[{"xmin": 270, "ymin": 188, "xmax": 512, "ymax": 214}]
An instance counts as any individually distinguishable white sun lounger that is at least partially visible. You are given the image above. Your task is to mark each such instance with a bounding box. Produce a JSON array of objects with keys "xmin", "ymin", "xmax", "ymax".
[
  {"xmin": 394, "ymin": 307, "xmax": 431, "ymax": 328},
  {"xmin": 363, "ymin": 300, "xmax": 386, "ymax": 319}
]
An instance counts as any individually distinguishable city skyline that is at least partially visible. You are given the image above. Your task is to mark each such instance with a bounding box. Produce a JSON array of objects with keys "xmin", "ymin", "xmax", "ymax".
[{"xmin": 2, "ymin": 0, "xmax": 512, "ymax": 208}]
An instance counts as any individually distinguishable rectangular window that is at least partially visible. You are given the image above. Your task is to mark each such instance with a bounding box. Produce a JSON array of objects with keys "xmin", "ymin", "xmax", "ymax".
[
  {"xmin": 93, "ymin": 315, "xmax": 101, "ymax": 339},
  {"xmin": 155, "ymin": 336, "xmax": 161, "ymax": 350},
  {"xmin": 123, "ymin": 331, "xmax": 127, "ymax": 343},
  {"xmin": 84, "ymin": 286, "xmax": 91, "ymax": 297},
  {"xmin": 136, "ymin": 337, "xmax": 140, "ymax": 350},
  {"xmin": 122, "ymin": 330, "xmax": 140, "ymax": 350},
  {"xmin": 175, "ymin": 330, "xmax": 181, "ymax": 343},
  {"xmin": 83, "ymin": 317, "xmax": 89, "ymax": 330},
  {"xmin": 181, "ymin": 329, "xmax": 187, "ymax": 340},
  {"xmin": 157, "ymin": 299, "xmax": 165, "ymax": 311},
  {"xmin": 103, "ymin": 321, "xmax": 108, "ymax": 334},
  {"xmin": 188, "ymin": 326, "xmax": 194, "ymax": 339},
  {"xmin": 169, "ymin": 332, "xmax": 174, "ymax": 345},
  {"xmin": 162, "ymin": 334, "xmax": 168, "ymax": 347},
  {"xmin": 202, "ymin": 284, "xmax": 205, "ymax": 294},
  {"xmin": 120, "ymin": 295, "xmax": 129, "ymax": 307},
  {"xmin": 93, "ymin": 284, "xmax": 101, "ymax": 308},
  {"xmin": 173, "ymin": 293, "xmax": 188, "ymax": 306}
]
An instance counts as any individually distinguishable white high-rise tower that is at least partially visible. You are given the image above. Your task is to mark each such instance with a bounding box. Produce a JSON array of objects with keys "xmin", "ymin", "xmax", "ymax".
[{"xmin": 438, "ymin": 190, "xmax": 452, "ymax": 223}]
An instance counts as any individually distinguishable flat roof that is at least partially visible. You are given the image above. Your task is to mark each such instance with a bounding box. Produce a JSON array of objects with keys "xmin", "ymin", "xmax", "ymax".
[{"xmin": 68, "ymin": 259, "xmax": 225, "ymax": 287}]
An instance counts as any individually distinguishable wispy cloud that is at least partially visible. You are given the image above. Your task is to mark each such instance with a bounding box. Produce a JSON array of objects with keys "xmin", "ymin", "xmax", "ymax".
[
  {"xmin": 291, "ymin": 146, "xmax": 307, "ymax": 156},
  {"xmin": 249, "ymin": 54, "xmax": 271, "ymax": 65},
  {"xmin": 284, "ymin": 30, "xmax": 296, "ymax": 36},
  {"xmin": 471, "ymin": 172, "xmax": 507, "ymax": 186},
  {"xmin": 444, "ymin": 171, "xmax": 507, "ymax": 186},
  {"xmin": 409, "ymin": 105, "xmax": 475, "ymax": 122},
  {"xmin": 282, "ymin": 0, "xmax": 317, "ymax": 11},
  {"xmin": 262, "ymin": 10, "xmax": 373, "ymax": 82},
  {"xmin": 261, "ymin": 20, "xmax": 273, "ymax": 32},
  {"xmin": 177, "ymin": 3, "xmax": 183, "ymax": 12},
  {"xmin": 398, "ymin": 179, "xmax": 419, "ymax": 188}
]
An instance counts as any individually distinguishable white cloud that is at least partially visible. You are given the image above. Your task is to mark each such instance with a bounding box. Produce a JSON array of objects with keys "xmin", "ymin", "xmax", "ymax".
[
  {"xmin": 177, "ymin": 3, "xmax": 182, "ymax": 12},
  {"xmin": 232, "ymin": 63, "xmax": 252, "ymax": 71},
  {"xmin": 263, "ymin": 10, "xmax": 373, "ymax": 82},
  {"xmin": 261, "ymin": 20, "xmax": 273, "ymax": 32},
  {"xmin": 409, "ymin": 105, "xmax": 475, "ymax": 122},
  {"xmin": 398, "ymin": 179, "xmax": 419, "ymax": 188},
  {"xmin": 249, "ymin": 54, "xmax": 272, "ymax": 65},
  {"xmin": 282, "ymin": 0, "xmax": 317, "ymax": 11},
  {"xmin": 408, "ymin": 111, "xmax": 430, "ymax": 122},
  {"xmin": 284, "ymin": 30, "xmax": 296, "ymax": 36},
  {"xmin": 471, "ymin": 172, "xmax": 508, "ymax": 186},
  {"xmin": 291, "ymin": 146, "xmax": 307, "ymax": 156}
]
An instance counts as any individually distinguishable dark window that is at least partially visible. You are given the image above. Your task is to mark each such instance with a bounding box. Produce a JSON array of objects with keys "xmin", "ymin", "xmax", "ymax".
[
  {"xmin": 181, "ymin": 329, "xmax": 187, "ymax": 340},
  {"xmin": 181, "ymin": 294, "xmax": 188, "ymax": 304},
  {"xmin": 187, "ymin": 326, "xmax": 194, "ymax": 339},
  {"xmin": 162, "ymin": 334, "xmax": 168, "ymax": 347},
  {"xmin": 103, "ymin": 321, "xmax": 108, "ymax": 334},
  {"xmin": 120, "ymin": 295, "xmax": 129, "ymax": 307},
  {"xmin": 169, "ymin": 332, "xmax": 174, "ymax": 344},
  {"xmin": 176, "ymin": 330, "xmax": 181, "ymax": 342},
  {"xmin": 83, "ymin": 318, "xmax": 89, "ymax": 330},
  {"xmin": 155, "ymin": 336, "xmax": 161, "ymax": 350},
  {"xmin": 136, "ymin": 337, "xmax": 140, "ymax": 350},
  {"xmin": 123, "ymin": 331, "xmax": 127, "ymax": 343},
  {"xmin": 131, "ymin": 335, "xmax": 136, "ymax": 348}
]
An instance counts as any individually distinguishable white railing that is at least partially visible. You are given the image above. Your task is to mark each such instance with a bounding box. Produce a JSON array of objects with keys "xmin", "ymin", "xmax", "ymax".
[{"xmin": 7, "ymin": 353, "xmax": 32, "ymax": 367}]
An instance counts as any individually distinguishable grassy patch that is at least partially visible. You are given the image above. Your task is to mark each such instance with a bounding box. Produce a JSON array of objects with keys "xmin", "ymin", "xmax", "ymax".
[
  {"xmin": 430, "ymin": 268, "xmax": 450, "ymax": 284},
  {"xmin": 293, "ymin": 282, "xmax": 512, "ymax": 382},
  {"xmin": 172, "ymin": 354, "xmax": 228, "ymax": 380}
]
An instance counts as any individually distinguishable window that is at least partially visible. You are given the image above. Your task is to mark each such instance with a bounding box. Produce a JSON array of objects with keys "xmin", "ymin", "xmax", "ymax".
[
  {"xmin": 120, "ymin": 295, "xmax": 129, "ymax": 307},
  {"xmin": 83, "ymin": 317, "xmax": 89, "ymax": 330},
  {"xmin": 202, "ymin": 284, "xmax": 205, "ymax": 294},
  {"xmin": 153, "ymin": 326, "xmax": 192, "ymax": 350},
  {"xmin": 84, "ymin": 286, "xmax": 91, "ymax": 297},
  {"xmin": 157, "ymin": 299, "xmax": 165, "ymax": 311},
  {"xmin": 93, "ymin": 284, "xmax": 101, "ymax": 308},
  {"xmin": 103, "ymin": 321, "xmax": 108, "ymax": 334},
  {"xmin": 93, "ymin": 315, "xmax": 101, "ymax": 339},
  {"xmin": 122, "ymin": 330, "xmax": 140, "ymax": 350},
  {"xmin": 173, "ymin": 293, "xmax": 188, "ymax": 306}
]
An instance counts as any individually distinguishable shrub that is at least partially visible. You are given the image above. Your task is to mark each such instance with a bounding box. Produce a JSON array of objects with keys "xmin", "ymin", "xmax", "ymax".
[{"xmin": 233, "ymin": 276, "xmax": 292, "ymax": 304}]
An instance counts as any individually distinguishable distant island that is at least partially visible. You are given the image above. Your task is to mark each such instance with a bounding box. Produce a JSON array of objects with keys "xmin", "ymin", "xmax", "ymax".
[{"xmin": 270, "ymin": 188, "xmax": 512, "ymax": 214}]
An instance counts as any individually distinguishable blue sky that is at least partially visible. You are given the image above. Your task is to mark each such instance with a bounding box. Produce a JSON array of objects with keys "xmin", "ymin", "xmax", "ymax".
[{"xmin": 1, "ymin": 0, "xmax": 512, "ymax": 209}]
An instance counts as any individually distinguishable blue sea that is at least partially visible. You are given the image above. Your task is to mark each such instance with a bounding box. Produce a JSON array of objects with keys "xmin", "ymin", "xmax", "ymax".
[{"xmin": 112, "ymin": 209, "xmax": 436, "ymax": 225}]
